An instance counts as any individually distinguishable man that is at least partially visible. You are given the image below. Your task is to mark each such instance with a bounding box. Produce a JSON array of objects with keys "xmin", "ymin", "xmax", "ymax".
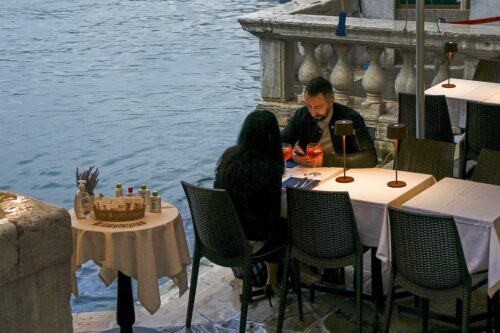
[{"xmin": 282, "ymin": 76, "xmax": 378, "ymax": 168}]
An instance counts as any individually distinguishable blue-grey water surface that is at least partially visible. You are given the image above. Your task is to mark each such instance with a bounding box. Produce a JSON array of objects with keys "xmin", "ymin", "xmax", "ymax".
[{"xmin": 0, "ymin": 0, "xmax": 273, "ymax": 312}]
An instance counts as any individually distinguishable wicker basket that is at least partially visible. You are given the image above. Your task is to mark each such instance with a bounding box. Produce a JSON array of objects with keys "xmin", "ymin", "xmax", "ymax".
[{"xmin": 93, "ymin": 206, "xmax": 145, "ymax": 222}]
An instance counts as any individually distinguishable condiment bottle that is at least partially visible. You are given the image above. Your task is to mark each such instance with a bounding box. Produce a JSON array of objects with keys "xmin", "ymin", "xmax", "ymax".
[
  {"xmin": 74, "ymin": 180, "xmax": 91, "ymax": 218},
  {"xmin": 127, "ymin": 187, "xmax": 134, "ymax": 197},
  {"xmin": 115, "ymin": 183, "xmax": 123, "ymax": 197},
  {"xmin": 150, "ymin": 191, "xmax": 161, "ymax": 213},
  {"xmin": 138, "ymin": 184, "xmax": 150, "ymax": 208}
]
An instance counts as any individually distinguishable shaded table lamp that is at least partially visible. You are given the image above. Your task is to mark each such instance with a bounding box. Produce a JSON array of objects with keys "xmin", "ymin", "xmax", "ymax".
[
  {"xmin": 387, "ymin": 123, "xmax": 407, "ymax": 188},
  {"xmin": 442, "ymin": 41, "xmax": 458, "ymax": 88},
  {"xmin": 335, "ymin": 120, "xmax": 354, "ymax": 183}
]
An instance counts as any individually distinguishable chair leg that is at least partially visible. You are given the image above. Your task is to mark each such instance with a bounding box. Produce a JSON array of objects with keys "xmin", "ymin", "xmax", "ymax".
[
  {"xmin": 494, "ymin": 291, "xmax": 500, "ymax": 333},
  {"xmin": 382, "ymin": 272, "xmax": 396, "ymax": 333},
  {"xmin": 486, "ymin": 295, "xmax": 492, "ymax": 333},
  {"xmin": 186, "ymin": 251, "xmax": 201, "ymax": 328},
  {"xmin": 421, "ymin": 298, "xmax": 429, "ymax": 333},
  {"xmin": 456, "ymin": 298, "xmax": 463, "ymax": 327},
  {"xmin": 309, "ymin": 285, "xmax": 315, "ymax": 303},
  {"xmin": 355, "ymin": 256, "xmax": 363, "ymax": 333},
  {"xmin": 291, "ymin": 259, "xmax": 304, "ymax": 321},
  {"xmin": 239, "ymin": 259, "xmax": 252, "ymax": 333},
  {"xmin": 277, "ymin": 251, "xmax": 291, "ymax": 333},
  {"xmin": 461, "ymin": 290, "xmax": 471, "ymax": 333}
]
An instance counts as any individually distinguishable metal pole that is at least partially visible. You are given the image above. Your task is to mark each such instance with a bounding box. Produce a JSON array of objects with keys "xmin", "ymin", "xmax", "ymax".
[{"xmin": 416, "ymin": 0, "xmax": 425, "ymax": 138}]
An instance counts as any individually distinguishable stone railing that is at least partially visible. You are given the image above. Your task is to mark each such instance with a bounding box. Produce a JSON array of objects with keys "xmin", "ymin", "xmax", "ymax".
[
  {"xmin": 0, "ymin": 191, "xmax": 72, "ymax": 333},
  {"xmin": 238, "ymin": 0, "xmax": 500, "ymax": 160}
]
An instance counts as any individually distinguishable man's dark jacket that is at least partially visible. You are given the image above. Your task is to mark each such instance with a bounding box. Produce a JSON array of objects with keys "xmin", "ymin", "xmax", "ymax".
[{"xmin": 282, "ymin": 103, "xmax": 378, "ymax": 168}]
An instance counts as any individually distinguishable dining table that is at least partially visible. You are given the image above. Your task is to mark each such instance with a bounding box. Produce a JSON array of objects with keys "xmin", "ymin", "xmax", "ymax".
[
  {"xmin": 425, "ymin": 78, "xmax": 500, "ymax": 128},
  {"xmin": 282, "ymin": 167, "xmax": 437, "ymax": 314},
  {"xmin": 70, "ymin": 203, "xmax": 191, "ymax": 333},
  {"xmin": 393, "ymin": 177, "xmax": 500, "ymax": 330}
]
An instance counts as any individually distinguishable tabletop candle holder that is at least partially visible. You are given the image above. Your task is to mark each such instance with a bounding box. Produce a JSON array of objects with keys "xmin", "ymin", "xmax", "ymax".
[
  {"xmin": 387, "ymin": 123, "xmax": 407, "ymax": 188},
  {"xmin": 335, "ymin": 119, "xmax": 354, "ymax": 183},
  {"xmin": 442, "ymin": 41, "xmax": 458, "ymax": 89}
]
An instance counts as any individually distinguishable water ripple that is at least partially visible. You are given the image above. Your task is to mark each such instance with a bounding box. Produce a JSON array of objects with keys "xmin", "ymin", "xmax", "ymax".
[{"xmin": 0, "ymin": 0, "xmax": 274, "ymax": 312}]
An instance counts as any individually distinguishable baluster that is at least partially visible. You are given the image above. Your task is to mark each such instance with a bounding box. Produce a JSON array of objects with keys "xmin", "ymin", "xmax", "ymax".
[
  {"xmin": 362, "ymin": 47, "xmax": 386, "ymax": 114},
  {"xmin": 330, "ymin": 44, "xmax": 353, "ymax": 106},
  {"xmin": 431, "ymin": 51, "xmax": 448, "ymax": 87},
  {"xmin": 395, "ymin": 51, "xmax": 416, "ymax": 95},
  {"xmin": 315, "ymin": 44, "xmax": 334, "ymax": 79},
  {"xmin": 298, "ymin": 42, "xmax": 322, "ymax": 95},
  {"xmin": 294, "ymin": 42, "xmax": 303, "ymax": 75}
]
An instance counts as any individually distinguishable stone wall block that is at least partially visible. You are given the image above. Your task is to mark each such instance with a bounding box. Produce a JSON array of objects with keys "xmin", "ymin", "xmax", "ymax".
[{"xmin": 0, "ymin": 191, "xmax": 73, "ymax": 333}]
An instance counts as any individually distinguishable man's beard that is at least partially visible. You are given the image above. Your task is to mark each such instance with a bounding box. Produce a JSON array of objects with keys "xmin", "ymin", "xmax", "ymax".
[{"xmin": 313, "ymin": 106, "xmax": 332, "ymax": 122}]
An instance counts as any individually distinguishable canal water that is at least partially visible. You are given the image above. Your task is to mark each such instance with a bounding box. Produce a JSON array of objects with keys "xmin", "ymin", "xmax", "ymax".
[{"xmin": 0, "ymin": 0, "xmax": 274, "ymax": 312}]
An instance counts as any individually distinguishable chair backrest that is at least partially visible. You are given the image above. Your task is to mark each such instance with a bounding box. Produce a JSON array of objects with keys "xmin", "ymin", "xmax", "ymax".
[
  {"xmin": 388, "ymin": 207, "xmax": 469, "ymax": 290},
  {"xmin": 286, "ymin": 187, "xmax": 360, "ymax": 260},
  {"xmin": 398, "ymin": 137, "xmax": 455, "ymax": 181},
  {"xmin": 398, "ymin": 93, "xmax": 454, "ymax": 143},
  {"xmin": 181, "ymin": 181, "xmax": 249, "ymax": 262},
  {"xmin": 471, "ymin": 148, "xmax": 500, "ymax": 186},
  {"xmin": 465, "ymin": 102, "xmax": 500, "ymax": 162}
]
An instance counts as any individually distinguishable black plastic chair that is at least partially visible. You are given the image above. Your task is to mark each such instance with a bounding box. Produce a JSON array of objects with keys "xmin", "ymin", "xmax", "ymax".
[
  {"xmin": 383, "ymin": 208, "xmax": 490, "ymax": 333},
  {"xmin": 181, "ymin": 181, "xmax": 283, "ymax": 333},
  {"xmin": 470, "ymin": 148, "xmax": 500, "ymax": 186},
  {"xmin": 277, "ymin": 187, "xmax": 364, "ymax": 333},
  {"xmin": 397, "ymin": 137, "xmax": 455, "ymax": 181},
  {"xmin": 462, "ymin": 102, "xmax": 500, "ymax": 178},
  {"xmin": 398, "ymin": 93, "xmax": 455, "ymax": 143}
]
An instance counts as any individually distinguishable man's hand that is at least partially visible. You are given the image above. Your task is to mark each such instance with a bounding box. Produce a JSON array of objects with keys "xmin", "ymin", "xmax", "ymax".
[{"xmin": 292, "ymin": 145, "xmax": 323, "ymax": 167}]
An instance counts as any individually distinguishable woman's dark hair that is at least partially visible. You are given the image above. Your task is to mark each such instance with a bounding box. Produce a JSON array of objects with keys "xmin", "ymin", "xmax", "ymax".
[{"xmin": 217, "ymin": 110, "xmax": 284, "ymax": 178}]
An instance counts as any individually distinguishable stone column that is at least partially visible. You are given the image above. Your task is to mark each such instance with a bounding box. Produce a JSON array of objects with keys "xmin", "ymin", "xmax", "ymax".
[
  {"xmin": 330, "ymin": 44, "xmax": 353, "ymax": 106},
  {"xmin": 260, "ymin": 38, "xmax": 296, "ymax": 101},
  {"xmin": 0, "ymin": 191, "xmax": 73, "ymax": 333},
  {"xmin": 395, "ymin": 51, "xmax": 416, "ymax": 95},
  {"xmin": 431, "ymin": 51, "xmax": 448, "ymax": 87},
  {"xmin": 315, "ymin": 44, "xmax": 334, "ymax": 79},
  {"xmin": 298, "ymin": 42, "xmax": 322, "ymax": 99},
  {"xmin": 362, "ymin": 47, "xmax": 386, "ymax": 113}
]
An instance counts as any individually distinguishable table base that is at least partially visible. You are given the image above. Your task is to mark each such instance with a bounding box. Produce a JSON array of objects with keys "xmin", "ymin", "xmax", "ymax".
[
  {"xmin": 336, "ymin": 176, "xmax": 354, "ymax": 183},
  {"xmin": 113, "ymin": 272, "xmax": 160, "ymax": 333},
  {"xmin": 387, "ymin": 180, "xmax": 407, "ymax": 188},
  {"xmin": 102, "ymin": 328, "xmax": 159, "ymax": 333}
]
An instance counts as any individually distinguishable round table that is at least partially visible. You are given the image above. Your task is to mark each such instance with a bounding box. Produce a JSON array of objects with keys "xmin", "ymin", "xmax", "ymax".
[{"xmin": 70, "ymin": 204, "xmax": 191, "ymax": 333}]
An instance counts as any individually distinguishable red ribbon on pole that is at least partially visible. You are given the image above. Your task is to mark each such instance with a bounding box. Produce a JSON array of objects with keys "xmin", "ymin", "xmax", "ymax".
[{"xmin": 449, "ymin": 16, "xmax": 500, "ymax": 25}]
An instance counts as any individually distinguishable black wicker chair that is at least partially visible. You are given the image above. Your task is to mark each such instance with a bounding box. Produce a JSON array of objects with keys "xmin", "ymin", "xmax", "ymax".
[
  {"xmin": 398, "ymin": 93, "xmax": 456, "ymax": 143},
  {"xmin": 462, "ymin": 102, "xmax": 500, "ymax": 178},
  {"xmin": 181, "ymin": 181, "xmax": 283, "ymax": 333},
  {"xmin": 470, "ymin": 148, "xmax": 500, "ymax": 186},
  {"xmin": 397, "ymin": 137, "xmax": 455, "ymax": 181},
  {"xmin": 383, "ymin": 208, "xmax": 489, "ymax": 333},
  {"xmin": 277, "ymin": 187, "xmax": 364, "ymax": 333}
]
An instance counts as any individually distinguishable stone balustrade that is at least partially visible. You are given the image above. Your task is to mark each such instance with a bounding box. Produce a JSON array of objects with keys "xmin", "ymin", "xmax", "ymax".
[
  {"xmin": 0, "ymin": 191, "xmax": 72, "ymax": 333},
  {"xmin": 238, "ymin": 0, "xmax": 500, "ymax": 161}
]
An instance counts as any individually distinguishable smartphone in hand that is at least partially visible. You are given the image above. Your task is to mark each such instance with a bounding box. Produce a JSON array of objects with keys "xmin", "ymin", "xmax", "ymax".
[{"xmin": 293, "ymin": 148, "xmax": 305, "ymax": 156}]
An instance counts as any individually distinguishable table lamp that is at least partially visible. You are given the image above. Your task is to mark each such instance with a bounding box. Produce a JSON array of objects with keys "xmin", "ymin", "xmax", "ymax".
[
  {"xmin": 387, "ymin": 123, "xmax": 407, "ymax": 188},
  {"xmin": 335, "ymin": 120, "xmax": 354, "ymax": 183},
  {"xmin": 442, "ymin": 41, "xmax": 458, "ymax": 89}
]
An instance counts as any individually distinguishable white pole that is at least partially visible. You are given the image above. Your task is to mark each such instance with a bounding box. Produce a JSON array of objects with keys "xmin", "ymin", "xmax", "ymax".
[{"xmin": 416, "ymin": 0, "xmax": 425, "ymax": 138}]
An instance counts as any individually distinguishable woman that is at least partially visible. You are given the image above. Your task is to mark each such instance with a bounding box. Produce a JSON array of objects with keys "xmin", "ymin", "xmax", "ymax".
[{"xmin": 214, "ymin": 110, "xmax": 285, "ymax": 301}]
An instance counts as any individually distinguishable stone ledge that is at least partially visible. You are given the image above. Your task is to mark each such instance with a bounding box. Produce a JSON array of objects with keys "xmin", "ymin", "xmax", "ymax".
[{"xmin": 0, "ymin": 191, "xmax": 72, "ymax": 286}]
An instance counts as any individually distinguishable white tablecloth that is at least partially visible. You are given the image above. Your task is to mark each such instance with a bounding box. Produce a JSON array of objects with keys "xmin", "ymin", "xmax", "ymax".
[
  {"xmin": 425, "ymin": 79, "xmax": 500, "ymax": 127},
  {"xmin": 396, "ymin": 178, "xmax": 500, "ymax": 298},
  {"xmin": 70, "ymin": 204, "xmax": 191, "ymax": 314},
  {"xmin": 283, "ymin": 167, "xmax": 436, "ymax": 248}
]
